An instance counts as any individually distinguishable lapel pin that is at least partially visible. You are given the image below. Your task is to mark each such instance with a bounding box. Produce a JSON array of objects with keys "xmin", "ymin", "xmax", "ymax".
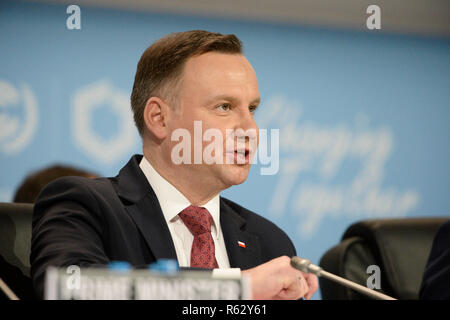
[{"xmin": 237, "ymin": 241, "xmax": 246, "ymax": 248}]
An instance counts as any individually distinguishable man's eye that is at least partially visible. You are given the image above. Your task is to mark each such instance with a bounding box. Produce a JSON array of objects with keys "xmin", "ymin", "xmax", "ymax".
[
  {"xmin": 249, "ymin": 105, "xmax": 258, "ymax": 113},
  {"xmin": 217, "ymin": 104, "xmax": 231, "ymax": 112}
]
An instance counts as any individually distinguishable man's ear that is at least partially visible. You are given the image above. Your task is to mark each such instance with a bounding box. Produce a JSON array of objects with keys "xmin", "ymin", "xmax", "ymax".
[{"xmin": 143, "ymin": 97, "xmax": 169, "ymax": 140}]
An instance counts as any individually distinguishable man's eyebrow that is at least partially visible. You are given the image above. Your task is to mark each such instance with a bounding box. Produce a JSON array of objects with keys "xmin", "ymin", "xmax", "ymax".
[
  {"xmin": 204, "ymin": 95, "xmax": 237, "ymax": 105},
  {"xmin": 204, "ymin": 95, "xmax": 261, "ymax": 105},
  {"xmin": 251, "ymin": 97, "xmax": 261, "ymax": 105}
]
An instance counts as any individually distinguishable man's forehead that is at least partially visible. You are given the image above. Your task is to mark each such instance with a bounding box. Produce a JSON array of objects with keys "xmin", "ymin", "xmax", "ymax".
[
  {"xmin": 184, "ymin": 52, "xmax": 253, "ymax": 75},
  {"xmin": 176, "ymin": 52, "xmax": 259, "ymax": 104}
]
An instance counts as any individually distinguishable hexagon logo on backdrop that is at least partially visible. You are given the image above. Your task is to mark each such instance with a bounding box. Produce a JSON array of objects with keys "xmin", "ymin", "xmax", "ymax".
[
  {"xmin": 0, "ymin": 80, "xmax": 38, "ymax": 155},
  {"xmin": 71, "ymin": 80, "xmax": 138, "ymax": 165}
]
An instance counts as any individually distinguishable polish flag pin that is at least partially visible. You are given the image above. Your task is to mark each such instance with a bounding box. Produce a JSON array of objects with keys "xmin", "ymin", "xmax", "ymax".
[{"xmin": 237, "ymin": 241, "xmax": 246, "ymax": 248}]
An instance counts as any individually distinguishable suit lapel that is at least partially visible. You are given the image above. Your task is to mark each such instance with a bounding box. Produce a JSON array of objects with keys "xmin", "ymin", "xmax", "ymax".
[
  {"xmin": 117, "ymin": 155, "xmax": 262, "ymax": 267},
  {"xmin": 220, "ymin": 198, "xmax": 261, "ymax": 270},
  {"xmin": 118, "ymin": 155, "xmax": 177, "ymax": 261},
  {"xmin": 126, "ymin": 194, "xmax": 177, "ymax": 261}
]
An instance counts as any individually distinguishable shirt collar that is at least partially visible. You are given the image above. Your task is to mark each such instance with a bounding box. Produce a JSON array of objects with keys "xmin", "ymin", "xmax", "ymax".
[{"xmin": 139, "ymin": 156, "xmax": 221, "ymax": 232}]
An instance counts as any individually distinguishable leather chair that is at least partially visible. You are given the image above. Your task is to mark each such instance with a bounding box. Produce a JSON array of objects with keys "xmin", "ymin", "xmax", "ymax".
[
  {"xmin": 0, "ymin": 202, "xmax": 36, "ymax": 300},
  {"xmin": 319, "ymin": 217, "xmax": 449, "ymax": 300}
]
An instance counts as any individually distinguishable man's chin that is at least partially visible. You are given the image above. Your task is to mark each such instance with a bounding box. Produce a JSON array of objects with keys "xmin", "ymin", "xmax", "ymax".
[{"xmin": 223, "ymin": 165, "xmax": 251, "ymax": 186}]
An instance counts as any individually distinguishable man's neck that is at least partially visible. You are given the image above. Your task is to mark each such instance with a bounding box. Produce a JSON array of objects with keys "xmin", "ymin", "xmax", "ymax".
[{"xmin": 142, "ymin": 150, "xmax": 221, "ymax": 206}]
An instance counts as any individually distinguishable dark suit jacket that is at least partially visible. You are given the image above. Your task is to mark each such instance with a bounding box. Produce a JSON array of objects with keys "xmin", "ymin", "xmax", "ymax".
[
  {"xmin": 30, "ymin": 155, "xmax": 296, "ymax": 299},
  {"xmin": 419, "ymin": 219, "xmax": 450, "ymax": 300}
]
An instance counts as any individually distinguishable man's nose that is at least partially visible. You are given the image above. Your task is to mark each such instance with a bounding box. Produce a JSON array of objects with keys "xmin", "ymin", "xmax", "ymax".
[
  {"xmin": 238, "ymin": 108, "xmax": 258, "ymax": 132},
  {"xmin": 234, "ymin": 108, "xmax": 259, "ymax": 146}
]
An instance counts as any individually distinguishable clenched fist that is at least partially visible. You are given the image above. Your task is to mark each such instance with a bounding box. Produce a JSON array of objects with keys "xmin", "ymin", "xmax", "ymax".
[{"xmin": 242, "ymin": 256, "xmax": 318, "ymax": 300}]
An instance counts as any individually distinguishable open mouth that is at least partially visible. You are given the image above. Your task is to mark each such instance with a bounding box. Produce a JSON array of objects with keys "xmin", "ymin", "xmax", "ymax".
[
  {"xmin": 232, "ymin": 149, "xmax": 250, "ymax": 163},
  {"xmin": 235, "ymin": 149, "xmax": 248, "ymax": 156}
]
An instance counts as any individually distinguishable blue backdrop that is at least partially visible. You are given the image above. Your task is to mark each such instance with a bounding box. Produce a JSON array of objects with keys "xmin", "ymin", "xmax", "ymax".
[{"xmin": 1, "ymin": 0, "xmax": 449, "ymax": 299}]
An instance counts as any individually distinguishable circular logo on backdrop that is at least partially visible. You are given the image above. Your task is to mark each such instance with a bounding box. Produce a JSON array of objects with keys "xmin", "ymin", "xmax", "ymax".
[
  {"xmin": 0, "ymin": 80, "xmax": 38, "ymax": 155},
  {"xmin": 71, "ymin": 80, "xmax": 138, "ymax": 165}
]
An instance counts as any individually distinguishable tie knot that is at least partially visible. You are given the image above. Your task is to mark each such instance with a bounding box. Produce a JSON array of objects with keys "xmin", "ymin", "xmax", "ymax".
[{"xmin": 179, "ymin": 205, "xmax": 213, "ymax": 236}]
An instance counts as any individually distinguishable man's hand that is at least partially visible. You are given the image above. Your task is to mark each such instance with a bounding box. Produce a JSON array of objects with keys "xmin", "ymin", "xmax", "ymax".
[{"xmin": 242, "ymin": 256, "xmax": 319, "ymax": 300}]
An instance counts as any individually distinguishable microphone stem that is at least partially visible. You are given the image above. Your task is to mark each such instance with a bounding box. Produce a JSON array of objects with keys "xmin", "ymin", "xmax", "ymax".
[
  {"xmin": 319, "ymin": 270, "xmax": 396, "ymax": 300},
  {"xmin": 0, "ymin": 277, "xmax": 19, "ymax": 300}
]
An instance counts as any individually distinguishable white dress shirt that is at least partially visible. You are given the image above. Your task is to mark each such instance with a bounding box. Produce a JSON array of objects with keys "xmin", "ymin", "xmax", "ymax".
[{"xmin": 139, "ymin": 156, "xmax": 240, "ymax": 277}]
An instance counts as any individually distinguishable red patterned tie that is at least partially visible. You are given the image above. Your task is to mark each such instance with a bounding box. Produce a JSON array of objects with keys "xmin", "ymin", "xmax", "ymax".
[{"xmin": 179, "ymin": 205, "xmax": 219, "ymax": 269}]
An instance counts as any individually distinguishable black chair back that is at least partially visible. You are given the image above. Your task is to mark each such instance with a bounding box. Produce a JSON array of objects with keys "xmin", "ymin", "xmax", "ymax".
[
  {"xmin": 0, "ymin": 202, "xmax": 35, "ymax": 299},
  {"xmin": 319, "ymin": 217, "xmax": 448, "ymax": 300}
]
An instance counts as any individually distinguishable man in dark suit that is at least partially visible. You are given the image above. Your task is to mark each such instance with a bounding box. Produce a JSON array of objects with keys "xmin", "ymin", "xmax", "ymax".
[
  {"xmin": 420, "ymin": 219, "xmax": 450, "ymax": 300},
  {"xmin": 31, "ymin": 30, "xmax": 318, "ymax": 300}
]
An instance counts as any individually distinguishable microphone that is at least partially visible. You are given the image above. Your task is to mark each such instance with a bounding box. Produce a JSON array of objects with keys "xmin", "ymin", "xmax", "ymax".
[{"xmin": 290, "ymin": 256, "xmax": 397, "ymax": 300}]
